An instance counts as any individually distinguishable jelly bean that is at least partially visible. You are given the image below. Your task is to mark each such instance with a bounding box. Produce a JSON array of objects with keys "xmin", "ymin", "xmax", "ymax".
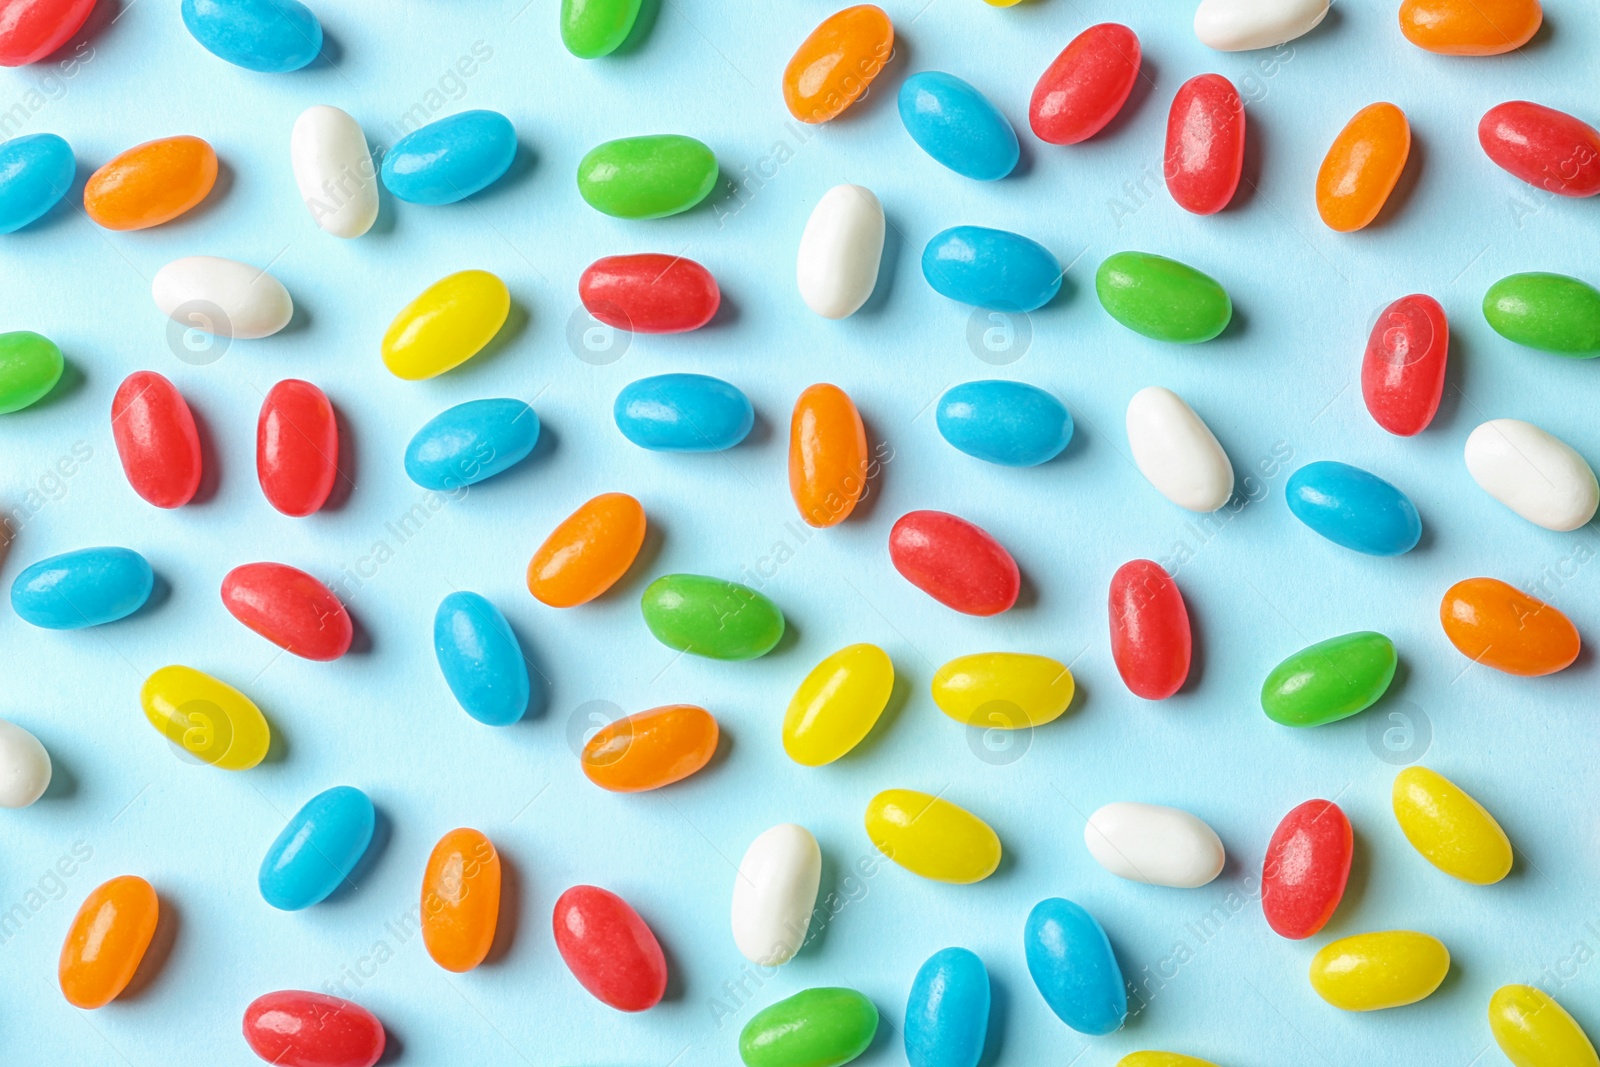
[
  {"xmin": 889, "ymin": 510, "xmax": 1019, "ymax": 617},
  {"xmin": 259, "ymin": 786, "xmax": 375, "ymax": 910},
  {"xmin": 640, "ymin": 574, "xmax": 785, "ymax": 660},
  {"xmin": 865, "ymin": 788, "xmax": 1000, "ymax": 884},
  {"xmin": 1029, "ymin": 23, "xmax": 1140, "ymax": 146},
  {"xmin": 1489, "ymin": 984, "xmax": 1600, "ymax": 1067},
  {"xmin": 930, "ymin": 652, "xmax": 1073, "ymax": 729},
  {"xmin": 0, "ymin": 133, "xmax": 73, "ymax": 232},
  {"xmin": 553, "ymin": 885, "xmax": 667, "ymax": 1011},
  {"xmin": 577, "ymin": 134, "xmax": 718, "ymax": 219},
  {"xmin": 404, "ymin": 398, "xmax": 539, "ymax": 491},
  {"xmin": 1126, "ymin": 386, "xmax": 1234, "ymax": 512},
  {"xmin": 1109, "ymin": 560, "xmax": 1191, "ymax": 700},
  {"xmin": 1440, "ymin": 577, "xmax": 1578, "ymax": 676},
  {"xmin": 382, "ymin": 270, "xmax": 510, "ymax": 380},
  {"xmin": 1261, "ymin": 799, "xmax": 1352, "ymax": 940},
  {"xmin": 1309, "ymin": 931, "xmax": 1449, "ymax": 1011},
  {"xmin": 1466, "ymin": 419, "xmax": 1598, "ymax": 531},
  {"xmin": 258, "ymin": 379, "xmax": 338, "ymax": 516},
  {"xmin": 528, "ymin": 492, "xmax": 646, "ymax": 607},
  {"xmin": 0, "ymin": 329, "xmax": 62, "ymax": 413},
  {"xmin": 923, "ymin": 226, "xmax": 1061, "ymax": 312},
  {"xmin": 111, "ymin": 371, "xmax": 202, "ymax": 509},
  {"xmin": 1118, "ymin": 1056, "xmax": 1221, "ymax": 1067},
  {"xmin": 141, "ymin": 664, "xmax": 271, "ymax": 770},
  {"xmin": 222, "ymin": 561, "xmax": 352, "ymax": 661},
  {"xmin": 783, "ymin": 643, "xmax": 894, "ymax": 766},
  {"xmin": 433, "ymin": 592, "xmax": 530, "ymax": 726},
  {"xmin": 899, "ymin": 71, "xmax": 1018, "ymax": 181},
  {"xmin": 0, "ymin": 719, "xmax": 50, "ymax": 807},
  {"xmin": 560, "ymin": 0, "xmax": 642, "ymax": 58},
  {"xmin": 1097, "ymin": 252, "xmax": 1232, "ymax": 342},
  {"xmin": 741, "ymin": 988, "xmax": 878, "ymax": 1067},
  {"xmin": 290, "ymin": 105, "xmax": 378, "ymax": 238},
  {"xmin": 243, "ymin": 990, "xmax": 385, "ymax": 1067},
  {"xmin": 905, "ymin": 948, "xmax": 989, "ymax": 1067},
  {"xmin": 153, "ymin": 255, "xmax": 294, "ymax": 339},
  {"xmin": 1260, "ymin": 631, "xmax": 1397, "ymax": 727},
  {"xmin": 1024, "ymin": 898, "xmax": 1126, "ymax": 1035},
  {"xmin": 421, "ymin": 827, "xmax": 501, "ymax": 972},
  {"xmin": 582, "ymin": 704, "xmax": 718, "ymax": 792},
  {"xmin": 936, "ymin": 380, "xmax": 1072, "ymax": 467},
  {"xmin": 59, "ymin": 875, "xmax": 158, "ymax": 1008},
  {"xmin": 11, "ymin": 547, "xmax": 153, "ymax": 629},
  {"xmin": 0, "ymin": 0, "xmax": 96, "ymax": 66},
  {"xmin": 1479, "ymin": 101, "xmax": 1600, "ymax": 197},
  {"xmin": 1316, "ymin": 103, "xmax": 1410, "ymax": 232},
  {"xmin": 790, "ymin": 382, "xmax": 869, "ymax": 527},
  {"xmin": 84, "ymin": 136, "xmax": 217, "ymax": 230},
  {"xmin": 1483, "ymin": 272, "xmax": 1600, "ymax": 357},
  {"xmin": 615, "ymin": 373, "xmax": 752, "ymax": 452},
  {"xmin": 782, "ymin": 5, "xmax": 894, "ymax": 125},
  {"xmin": 1400, "ymin": 0, "xmax": 1543, "ymax": 56},
  {"xmin": 380, "ymin": 110, "xmax": 516, "ymax": 205},
  {"xmin": 1194, "ymin": 0, "xmax": 1329, "ymax": 51},
  {"xmin": 1084, "ymin": 802, "xmax": 1225, "ymax": 888},
  {"xmin": 731, "ymin": 823, "xmax": 821, "ymax": 965},
  {"xmin": 1165, "ymin": 74, "xmax": 1245, "ymax": 215},
  {"xmin": 1393, "ymin": 766, "xmax": 1511, "ymax": 885},
  {"xmin": 1286, "ymin": 460, "xmax": 1422, "ymax": 556},
  {"xmin": 580, "ymin": 253, "xmax": 720, "ymax": 333},
  {"xmin": 181, "ymin": 0, "xmax": 322, "ymax": 73},
  {"xmin": 797, "ymin": 184, "xmax": 885, "ymax": 319},
  {"xmin": 1362, "ymin": 293, "xmax": 1448, "ymax": 436}
]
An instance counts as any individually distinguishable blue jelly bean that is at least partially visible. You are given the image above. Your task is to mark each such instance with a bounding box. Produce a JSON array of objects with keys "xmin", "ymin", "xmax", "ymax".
[
  {"xmin": 259, "ymin": 786, "xmax": 375, "ymax": 910},
  {"xmin": 905, "ymin": 947, "xmax": 990, "ymax": 1067},
  {"xmin": 381, "ymin": 111, "xmax": 517, "ymax": 205},
  {"xmin": 434, "ymin": 592, "xmax": 530, "ymax": 727},
  {"xmin": 1286, "ymin": 460, "xmax": 1422, "ymax": 557},
  {"xmin": 898, "ymin": 71, "xmax": 1019, "ymax": 182},
  {"xmin": 404, "ymin": 398, "xmax": 539, "ymax": 491},
  {"xmin": 613, "ymin": 373, "xmax": 754, "ymax": 453},
  {"xmin": 180, "ymin": 0, "xmax": 324, "ymax": 73},
  {"xmin": 1024, "ymin": 897, "xmax": 1126, "ymax": 1036},
  {"xmin": 10, "ymin": 547, "xmax": 153, "ymax": 630},
  {"xmin": 923, "ymin": 226, "xmax": 1061, "ymax": 312},
  {"xmin": 937, "ymin": 380, "xmax": 1073, "ymax": 467},
  {"xmin": 0, "ymin": 134, "xmax": 74, "ymax": 234}
]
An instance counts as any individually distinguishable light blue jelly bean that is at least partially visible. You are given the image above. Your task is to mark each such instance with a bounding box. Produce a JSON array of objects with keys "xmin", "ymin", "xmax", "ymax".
[
  {"xmin": 259, "ymin": 786, "xmax": 375, "ymax": 910},
  {"xmin": 1286, "ymin": 460, "xmax": 1421, "ymax": 557},
  {"xmin": 404, "ymin": 398, "xmax": 539, "ymax": 491},
  {"xmin": 923, "ymin": 226, "xmax": 1061, "ymax": 312},
  {"xmin": 898, "ymin": 71, "xmax": 1019, "ymax": 182},
  {"xmin": 10, "ymin": 547, "xmax": 153, "ymax": 630},
  {"xmin": 905, "ymin": 947, "xmax": 990, "ymax": 1067},
  {"xmin": 937, "ymin": 380, "xmax": 1072, "ymax": 467},
  {"xmin": 0, "ymin": 134, "xmax": 74, "ymax": 234},
  {"xmin": 381, "ymin": 110, "xmax": 517, "ymax": 205},
  {"xmin": 434, "ymin": 592, "xmax": 530, "ymax": 727},
  {"xmin": 180, "ymin": 0, "xmax": 323, "ymax": 73},
  {"xmin": 614, "ymin": 373, "xmax": 753, "ymax": 453},
  {"xmin": 1024, "ymin": 897, "xmax": 1126, "ymax": 1036}
]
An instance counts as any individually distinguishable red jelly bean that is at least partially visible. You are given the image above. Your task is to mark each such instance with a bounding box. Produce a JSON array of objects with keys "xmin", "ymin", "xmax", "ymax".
[
  {"xmin": 242, "ymin": 990, "xmax": 385, "ymax": 1067},
  {"xmin": 1164, "ymin": 73, "xmax": 1245, "ymax": 216},
  {"xmin": 110, "ymin": 371, "xmax": 202, "ymax": 509},
  {"xmin": 552, "ymin": 885, "xmax": 668, "ymax": 1012},
  {"xmin": 1108, "ymin": 559, "xmax": 1191, "ymax": 700},
  {"xmin": 221, "ymin": 562, "xmax": 352, "ymax": 661},
  {"xmin": 0, "ymin": 0, "xmax": 96, "ymax": 67},
  {"xmin": 579, "ymin": 253, "xmax": 720, "ymax": 334},
  {"xmin": 258, "ymin": 379, "xmax": 339, "ymax": 517},
  {"xmin": 888, "ymin": 510, "xmax": 1019, "ymax": 617},
  {"xmin": 1029, "ymin": 23, "xmax": 1141, "ymax": 146},
  {"xmin": 1362, "ymin": 294, "xmax": 1449, "ymax": 437},
  {"xmin": 1478, "ymin": 100, "xmax": 1600, "ymax": 198},
  {"xmin": 1261, "ymin": 799, "xmax": 1352, "ymax": 940}
]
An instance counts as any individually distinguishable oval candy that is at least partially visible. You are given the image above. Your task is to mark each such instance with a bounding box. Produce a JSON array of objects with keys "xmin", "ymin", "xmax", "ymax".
[
  {"xmin": 797, "ymin": 183, "xmax": 885, "ymax": 319},
  {"xmin": 221, "ymin": 561, "xmax": 352, "ymax": 661},
  {"xmin": 1194, "ymin": 0, "xmax": 1330, "ymax": 51},
  {"xmin": 0, "ymin": 719, "xmax": 51, "ymax": 807},
  {"xmin": 1317, "ymin": 103, "xmax": 1411, "ymax": 232},
  {"xmin": 59, "ymin": 875, "xmax": 158, "ymax": 1008},
  {"xmin": 740, "ymin": 987, "xmax": 879, "ymax": 1067},
  {"xmin": 1309, "ymin": 931, "xmax": 1449, "ymax": 1011},
  {"xmin": 1483, "ymin": 272, "xmax": 1600, "ymax": 357},
  {"xmin": 1098, "ymin": 252, "xmax": 1232, "ymax": 343},
  {"xmin": 905, "ymin": 948, "xmax": 990, "ymax": 1067},
  {"xmin": 577, "ymin": 134, "xmax": 718, "ymax": 219},
  {"xmin": 258, "ymin": 379, "xmax": 338, "ymax": 516},
  {"xmin": 84, "ymin": 136, "xmax": 217, "ymax": 230},
  {"xmin": 865, "ymin": 788, "xmax": 1000, "ymax": 884},
  {"xmin": 1261, "ymin": 798, "xmax": 1352, "ymax": 940},
  {"xmin": 1393, "ymin": 766, "xmax": 1512, "ymax": 885},
  {"xmin": 0, "ymin": 0, "xmax": 96, "ymax": 66},
  {"xmin": 580, "ymin": 253, "xmax": 720, "ymax": 334},
  {"xmin": 433, "ymin": 591, "xmax": 530, "ymax": 727},
  {"xmin": 582, "ymin": 704, "xmax": 718, "ymax": 792},
  {"xmin": 1440, "ymin": 577, "xmax": 1579, "ymax": 676},
  {"xmin": 899, "ymin": 71, "xmax": 1018, "ymax": 181},
  {"xmin": 181, "ymin": 0, "xmax": 322, "ymax": 73},
  {"xmin": 923, "ymin": 225, "xmax": 1060, "ymax": 312},
  {"xmin": 731, "ymin": 823, "xmax": 821, "ymax": 966},
  {"xmin": 782, "ymin": 5, "xmax": 894, "ymax": 125},
  {"xmin": 640, "ymin": 574, "xmax": 784, "ymax": 660},
  {"xmin": 1126, "ymin": 386, "xmax": 1234, "ymax": 512},
  {"xmin": 1363, "ymin": 293, "xmax": 1449, "ymax": 436},
  {"xmin": 936, "ymin": 380, "xmax": 1072, "ymax": 467},
  {"xmin": 0, "ymin": 330, "xmax": 63, "ymax": 413},
  {"xmin": 615, "ymin": 373, "xmax": 752, "ymax": 452},
  {"xmin": 1465, "ymin": 418, "xmax": 1598, "ymax": 532},
  {"xmin": 0, "ymin": 133, "xmax": 73, "ymax": 232},
  {"xmin": 380, "ymin": 110, "xmax": 516, "ymax": 205},
  {"xmin": 931, "ymin": 652, "xmax": 1073, "ymax": 730},
  {"xmin": 1165, "ymin": 74, "xmax": 1245, "ymax": 215},
  {"xmin": 1401, "ymin": 0, "xmax": 1543, "ymax": 56},
  {"xmin": 1024, "ymin": 897, "xmax": 1126, "ymax": 1035},
  {"xmin": 1029, "ymin": 23, "xmax": 1141, "ymax": 145},
  {"xmin": 1479, "ymin": 101, "xmax": 1600, "ymax": 198},
  {"xmin": 382, "ymin": 270, "xmax": 510, "ymax": 380},
  {"xmin": 783, "ymin": 643, "xmax": 894, "ymax": 766},
  {"xmin": 141, "ymin": 664, "xmax": 271, "ymax": 771},
  {"xmin": 1286, "ymin": 460, "xmax": 1422, "ymax": 556},
  {"xmin": 553, "ymin": 885, "xmax": 667, "ymax": 1012},
  {"xmin": 889, "ymin": 510, "xmax": 1019, "ymax": 616},
  {"xmin": 527, "ymin": 492, "xmax": 646, "ymax": 608},
  {"xmin": 790, "ymin": 382, "xmax": 869, "ymax": 528},
  {"xmin": 243, "ymin": 991, "xmax": 385, "ymax": 1067},
  {"xmin": 112, "ymin": 371, "xmax": 202, "ymax": 509},
  {"xmin": 1084, "ymin": 802, "xmax": 1225, "ymax": 888},
  {"xmin": 405, "ymin": 398, "xmax": 539, "ymax": 491},
  {"xmin": 1261, "ymin": 631, "xmax": 1397, "ymax": 727},
  {"xmin": 259, "ymin": 786, "xmax": 375, "ymax": 910},
  {"xmin": 290, "ymin": 105, "xmax": 378, "ymax": 238},
  {"xmin": 561, "ymin": 0, "xmax": 642, "ymax": 58},
  {"xmin": 11, "ymin": 547, "xmax": 153, "ymax": 629},
  {"xmin": 1118, "ymin": 1056, "xmax": 1221, "ymax": 1067},
  {"xmin": 1489, "ymin": 984, "xmax": 1600, "ymax": 1067},
  {"xmin": 153, "ymin": 256, "xmax": 293, "ymax": 340},
  {"xmin": 1109, "ymin": 559, "xmax": 1191, "ymax": 700},
  {"xmin": 421, "ymin": 827, "xmax": 501, "ymax": 973}
]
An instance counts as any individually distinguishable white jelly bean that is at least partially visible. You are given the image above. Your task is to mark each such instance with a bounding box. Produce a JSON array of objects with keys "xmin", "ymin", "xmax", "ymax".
[
  {"xmin": 291, "ymin": 105, "xmax": 379, "ymax": 239},
  {"xmin": 796, "ymin": 184, "xmax": 885, "ymax": 320},
  {"xmin": 0, "ymin": 720, "xmax": 51, "ymax": 808},
  {"xmin": 152, "ymin": 256, "xmax": 294, "ymax": 339},
  {"xmin": 731, "ymin": 823, "xmax": 822, "ymax": 965},
  {"xmin": 1194, "ymin": 0, "xmax": 1330, "ymax": 52},
  {"xmin": 1465, "ymin": 419, "xmax": 1599, "ymax": 532},
  {"xmin": 1084, "ymin": 801, "xmax": 1225, "ymax": 888},
  {"xmin": 1126, "ymin": 386, "xmax": 1234, "ymax": 512}
]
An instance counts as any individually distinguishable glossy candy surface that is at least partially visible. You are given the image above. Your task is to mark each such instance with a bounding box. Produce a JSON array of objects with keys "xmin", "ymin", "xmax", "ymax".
[
  {"xmin": 181, "ymin": 0, "xmax": 323, "ymax": 73},
  {"xmin": 259, "ymin": 786, "xmax": 375, "ymax": 910},
  {"xmin": 552, "ymin": 885, "xmax": 668, "ymax": 1012},
  {"xmin": 740, "ymin": 987, "xmax": 878, "ymax": 1067},
  {"xmin": 640, "ymin": 574, "xmax": 784, "ymax": 659},
  {"xmin": 1362, "ymin": 293, "xmax": 1449, "ymax": 436},
  {"xmin": 11, "ymin": 546, "xmax": 153, "ymax": 629},
  {"xmin": 935, "ymin": 380, "xmax": 1072, "ymax": 467},
  {"xmin": 614, "ymin": 373, "xmax": 752, "ymax": 452},
  {"xmin": 141, "ymin": 664, "xmax": 271, "ymax": 770},
  {"xmin": 404, "ymin": 398, "xmax": 539, "ymax": 490},
  {"xmin": 865, "ymin": 789, "xmax": 1000, "ymax": 884},
  {"xmin": 790, "ymin": 383, "xmax": 869, "ymax": 527},
  {"xmin": 0, "ymin": 0, "xmax": 96, "ymax": 66},
  {"xmin": 899, "ymin": 71, "xmax": 1018, "ymax": 182},
  {"xmin": 1465, "ymin": 419, "xmax": 1599, "ymax": 531},
  {"xmin": 242, "ymin": 990, "xmax": 385, "ymax": 1067},
  {"xmin": 905, "ymin": 948, "xmax": 989, "ymax": 1067},
  {"xmin": 112, "ymin": 371, "xmax": 202, "ymax": 509},
  {"xmin": 1084, "ymin": 802, "xmax": 1226, "ymax": 888},
  {"xmin": 1165, "ymin": 74, "xmax": 1245, "ymax": 215},
  {"xmin": 1489, "ymin": 984, "xmax": 1600, "ymax": 1067},
  {"xmin": 580, "ymin": 253, "xmax": 719, "ymax": 333},
  {"xmin": 1479, "ymin": 101, "xmax": 1600, "ymax": 197},
  {"xmin": 380, "ymin": 111, "xmax": 515, "ymax": 205},
  {"xmin": 1309, "ymin": 931, "xmax": 1450, "ymax": 1011},
  {"xmin": 1194, "ymin": 0, "xmax": 1329, "ymax": 51},
  {"xmin": 421, "ymin": 828, "xmax": 500, "ymax": 972},
  {"xmin": 796, "ymin": 184, "xmax": 885, "ymax": 319},
  {"xmin": 1029, "ymin": 23, "xmax": 1140, "ymax": 145},
  {"xmin": 382, "ymin": 270, "xmax": 510, "ymax": 379},
  {"xmin": 783, "ymin": 643, "xmax": 894, "ymax": 766},
  {"xmin": 930, "ymin": 652, "xmax": 1073, "ymax": 729},
  {"xmin": 1261, "ymin": 631, "xmax": 1397, "ymax": 727},
  {"xmin": 1109, "ymin": 560, "xmax": 1191, "ymax": 700},
  {"xmin": 222, "ymin": 562, "xmax": 352, "ymax": 660},
  {"xmin": 258, "ymin": 379, "xmax": 338, "ymax": 516},
  {"xmin": 560, "ymin": 0, "xmax": 642, "ymax": 58},
  {"xmin": 59, "ymin": 875, "xmax": 158, "ymax": 1009},
  {"xmin": 1440, "ymin": 577, "xmax": 1579, "ymax": 676},
  {"xmin": 1261, "ymin": 799, "xmax": 1352, "ymax": 939},
  {"xmin": 731, "ymin": 823, "xmax": 821, "ymax": 966},
  {"xmin": 527, "ymin": 492, "xmax": 646, "ymax": 607},
  {"xmin": 0, "ymin": 719, "xmax": 51, "ymax": 807},
  {"xmin": 0, "ymin": 330, "xmax": 62, "ymax": 412},
  {"xmin": 1483, "ymin": 272, "xmax": 1600, "ymax": 357},
  {"xmin": 1126, "ymin": 386, "xmax": 1234, "ymax": 512},
  {"xmin": 153, "ymin": 255, "xmax": 294, "ymax": 340},
  {"xmin": 0, "ymin": 133, "xmax": 73, "ymax": 232},
  {"xmin": 1393, "ymin": 766, "xmax": 1512, "ymax": 885},
  {"xmin": 889, "ymin": 510, "xmax": 1019, "ymax": 616},
  {"xmin": 290, "ymin": 105, "xmax": 377, "ymax": 238},
  {"xmin": 782, "ymin": 5, "xmax": 894, "ymax": 125},
  {"xmin": 433, "ymin": 592, "xmax": 530, "ymax": 726},
  {"xmin": 1401, "ymin": 0, "xmax": 1543, "ymax": 56},
  {"xmin": 581, "ymin": 704, "xmax": 718, "ymax": 792},
  {"xmin": 1097, "ymin": 252, "xmax": 1231, "ymax": 342},
  {"xmin": 922, "ymin": 226, "xmax": 1060, "ymax": 312},
  {"xmin": 1286, "ymin": 461, "xmax": 1422, "ymax": 556},
  {"xmin": 84, "ymin": 136, "xmax": 217, "ymax": 230},
  {"xmin": 577, "ymin": 134, "xmax": 717, "ymax": 219},
  {"xmin": 1024, "ymin": 897, "xmax": 1126, "ymax": 1035},
  {"xmin": 1117, "ymin": 1056, "xmax": 1221, "ymax": 1067},
  {"xmin": 1317, "ymin": 103, "xmax": 1411, "ymax": 232}
]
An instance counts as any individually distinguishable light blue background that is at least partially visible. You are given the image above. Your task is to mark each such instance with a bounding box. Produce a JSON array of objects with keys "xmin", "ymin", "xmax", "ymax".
[{"xmin": 3, "ymin": 1, "xmax": 1598, "ymax": 1064}]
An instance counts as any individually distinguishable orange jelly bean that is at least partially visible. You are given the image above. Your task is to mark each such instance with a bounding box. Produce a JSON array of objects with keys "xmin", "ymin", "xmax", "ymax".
[
  {"xmin": 783, "ymin": 5, "xmax": 894, "ymax": 125},
  {"xmin": 527, "ymin": 492, "xmax": 646, "ymax": 608},
  {"xmin": 83, "ymin": 136, "xmax": 218, "ymax": 231},
  {"xmin": 1440, "ymin": 577, "xmax": 1579, "ymax": 677},
  {"xmin": 59, "ymin": 875, "xmax": 159, "ymax": 1009},
  {"xmin": 1316, "ymin": 103, "xmax": 1410, "ymax": 233},
  {"xmin": 1399, "ymin": 0, "xmax": 1542, "ymax": 56},
  {"xmin": 581, "ymin": 704, "xmax": 718, "ymax": 792},
  {"xmin": 421, "ymin": 828, "xmax": 501, "ymax": 973},
  {"xmin": 789, "ymin": 383, "xmax": 869, "ymax": 528}
]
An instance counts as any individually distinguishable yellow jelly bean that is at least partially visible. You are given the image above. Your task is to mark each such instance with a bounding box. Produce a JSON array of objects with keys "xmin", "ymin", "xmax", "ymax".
[
  {"xmin": 1489, "ymin": 984, "xmax": 1600, "ymax": 1067},
  {"xmin": 140, "ymin": 665, "xmax": 270, "ymax": 771},
  {"xmin": 1118, "ymin": 1054, "xmax": 1222, "ymax": 1067},
  {"xmin": 783, "ymin": 643, "xmax": 894, "ymax": 766},
  {"xmin": 930, "ymin": 652, "xmax": 1073, "ymax": 729},
  {"xmin": 865, "ymin": 788, "xmax": 1000, "ymax": 884},
  {"xmin": 382, "ymin": 269, "xmax": 510, "ymax": 380},
  {"xmin": 1392, "ymin": 766, "xmax": 1513, "ymax": 885},
  {"xmin": 1309, "ymin": 930, "xmax": 1449, "ymax": 1011}
]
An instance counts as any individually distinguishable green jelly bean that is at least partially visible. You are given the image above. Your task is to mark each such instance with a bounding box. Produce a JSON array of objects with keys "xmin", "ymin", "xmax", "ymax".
[
  {"xmin": 641, "ymin": 573, "xmax": 784, "ymax": 660},
  {"xmin": 0, "ymin": 331, "xmax": 63, "ymax": 414},
  {"xmin": 560, "ymin": 0, "xmax": 643, "ymax": 59},
  {"xmin": 1261, "ymin": 631, "xmax": 1397, "ymax": 727},
  {"xmin": 1095, "ymin": 251, "xmax": 1232, "ymax": 343},
  {"xmin": 577, "ymin": 135, "xmax": 718, "ymax": 220},
  {"xmin": 740, "ymin": 987, "xmax": 878, "ymax": 1067},
  {"xmin": 1483, "ymin": 272, "xmax": 1600, "ymax": 357}
]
